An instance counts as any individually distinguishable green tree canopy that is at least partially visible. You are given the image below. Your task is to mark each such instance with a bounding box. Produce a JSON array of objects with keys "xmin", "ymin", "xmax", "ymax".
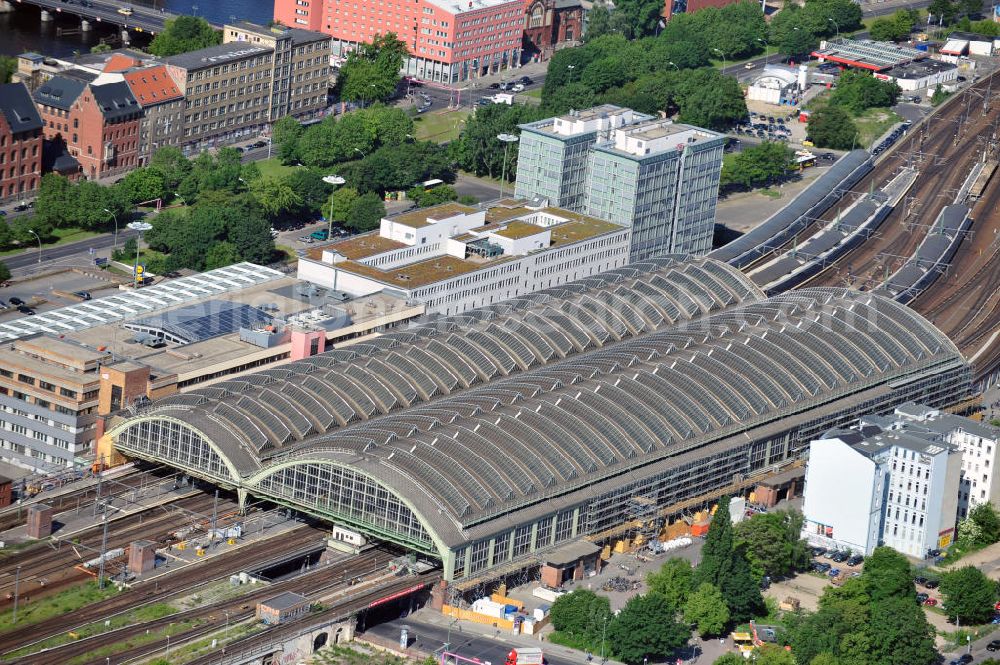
[
  {"xmin": 693, "ymin": 498, "xmax": 735, "ymax": 590},
  {"xmin": 406, "ymin": 184, "xmax": 458, "ymax": 208},
  {"xmin": 941, "ymin": 565, "xmax": 997, "ymax": 625},
  {"xmin": 970, "ymin": 502, "xmax": 1000, "ymax": 544},
  {"xmin": 150, "ymin": 146, "xmax": 193, "ymax": 194},
  {"xmin": 647, "ymin": 557, "xmax": 694, "ymax": 609},
  {"xmin": 338, "ymin": 33, "xmax": 408, "ymax": 105},
  {"xmin": 807, "ymin": 106, "xmax": 859, "ymax": 150},
  {"xmin": 721, "ymin": 142, "xmax": 796, "ymax": 191},
  {"xmin": 608, "ymin": 592, "xmax": 688, "ymax": 664},
  {"xmin": 328, "ymin": 187, "xmax": 359, "ymax": 223},
  {"xmin": 770, "ymin": 5, "xmax": 820, "ymax": 59},
  {"xmin": 452, "ymin": 103, "xmax": 546, "ymax": 179},
  {"xmin": 607, "ymin": 0, "xmax": 665, "ymax": 39},
  {"xmin": 868, "ymin": 10, "xmax": 918, "ymax": 42},
  {"xmin": 117, "ymin": 167, "xmax": 167, "ymax": 204},
  {"xmin": 346, "ymin": 192, "xmax": 386, "ymax": 232},
  {"xmin": 0, "ymin": 261, "xmax": 10, "ymax": 282},
  {"xmin": 684, "ymin": 582, "xmax": 730, "ymax": 637},
  {"xmin": 249, "ymin": 177, "xmax": 303, "ymax": 219},
  {"xmin": 272, "ymin": 116, "xmax": 304, "ymax": 165},
  {"xmin": 549, "ymin": 589, "xmax": 614, "ymax": 644},
  {"xmin": 148, "ymin": 16, "xmax": 221, "ymax": 57},
  {"xmin": 830, "ymin": 70, "xmax": 901, "ymax": 115}
]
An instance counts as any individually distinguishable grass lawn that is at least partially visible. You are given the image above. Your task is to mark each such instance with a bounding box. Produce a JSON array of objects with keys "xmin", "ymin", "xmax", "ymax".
[
  {"xmin": 522, "ymin": 88, "xmax": 542, "ymax": 99},
  {"xmin": 413, "ymin": 109, "xmax": 471, "ymax": 143},
  {"xmin": 0, "ymin": 581, "xmax": 118, "ymax": 634},
  {"xmin": 65, "ymin": 616, "xmax": 205, "ymax": 665},
  {"xmin": 4, "ymin": 602, "xmax": 177, "ymax": 660},
  {"xmin": 0, "ymin": 227, "xmax": 103, "ymax": 258},
  {"xmin": 256, "ymin": 157, "xmax": 299, "ymax": 180},
  {"xmin": 855, "ymin": 107, "xmax": 902, "ymax": 148},
  {"xmin": 275, "ymin": 244, "xmax": 299, "ymax": 263}
]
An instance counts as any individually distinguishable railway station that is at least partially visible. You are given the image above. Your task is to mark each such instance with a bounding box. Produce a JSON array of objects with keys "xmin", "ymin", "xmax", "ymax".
[{"xmin": 102, "ymin": 256, "xmax": 973, "ymax": 589}]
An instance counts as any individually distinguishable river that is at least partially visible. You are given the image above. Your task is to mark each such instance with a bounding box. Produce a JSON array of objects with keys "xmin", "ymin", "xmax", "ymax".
[{"xmin": 0, "ymin": 0, "xmax": 274, "ymax": 59}]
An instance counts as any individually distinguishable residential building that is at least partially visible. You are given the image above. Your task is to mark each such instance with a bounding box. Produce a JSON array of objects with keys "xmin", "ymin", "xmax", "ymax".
[
  {"xmin": 892, "ymin": 403, "xmax": 1000, "ymax": 519},
  {"xmin": 516, "ymin": 106, "xmax": 726, "ymax": 260},
  {"xmin": 165, "ymin": 43, "xmax": 276, "ymax": 151},
  {"xmin": 522, "ymin": 0, "xmax": 585, "ymax": 61},
  {"xmin": 273, "ymin": 0, "xmax": 524, "ymax": 83},
  {"xmin": 0, "ymin": 82, "xmax": 43, "ymax": 200},
  {"xmin": 296, "ymin": 199, "xmax": 631, "ymax": 316},
  {"xmin": 122, "ymin": 66, "xmax": 185, "ymax": 164},
  {"xmin": 0, "ymin": 263, "xmax": 422, "ymax": 471},
  {"xmin": 802, "ymin": 410, "xmax": 963, "ymax": 558},
  {"xmin": 223, "ymin": 22, "xmax": 332, "ymax": 123}
]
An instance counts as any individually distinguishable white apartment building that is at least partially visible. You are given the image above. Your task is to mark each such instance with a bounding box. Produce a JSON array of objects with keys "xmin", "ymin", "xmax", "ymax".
[
  {"xmin": 893, "ymin": 403, "xmax": 1000, "ymax": 519},
  {"xmin": 296, "ymin": 200, "xmax": 631, "ymax": 316},
  {"xmin": 802, "ymin": 410, "xmax": 962, "ymax": 557}
]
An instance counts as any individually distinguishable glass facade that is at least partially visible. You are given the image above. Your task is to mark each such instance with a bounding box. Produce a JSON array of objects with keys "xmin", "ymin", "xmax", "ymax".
[
  {"xmin": 117, "ymin": 419, "xmax": 233, "ymax": 480},
  {"xmin": 514, "ymin": 129, "xmax": 598, "ymax": 210},
  {"xmin": 253, "ymin": 462, "xmax": 433, "ymax": 548}
]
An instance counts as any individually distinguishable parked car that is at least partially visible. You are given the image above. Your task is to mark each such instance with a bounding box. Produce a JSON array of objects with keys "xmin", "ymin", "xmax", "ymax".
[
  {"xmin": 828, "ymin": 568, "xmax": 841, "ymax": 578},
  {"xmin": 16, "ymin": 306, "xmax": 33, "ymax": 315},
  {"xmin": 846, "ymin": 554, "xmax": 864, "ymax": 567},
  {"xmin": 0, "ymin": 300, "xmax": 6, "ymax": 309},
  {"xmin": 8, "ymin": 297, "xmax": 23, "ymax": 306},
  {"xmin": 117, "ymin": 6, "xmax": 133, "ymax": 15},
  {"xmin": 511, "ymin": 83, "xmax": 525, "ymax": 92},
  {"xmin": 13, "ymin": 203, "xmax": 28, "ymax": 212},
  {"xmin": 72, "ymin": 291, "xmax": 91, "ymax": 301},
  {"xmin": 813, "ymin": 562, "xmax": 831, "ymax": 573},
  {"xmin": 987, "ymin": 639, "xmax": 1000, "ymax": 652},
  {"xmin": 922, "ymin": 598, "xmax": 937, "ymax": 606},
  {"xmin": 811, "ymin": 546, "xmax": 827, "ymax": 557},
  {"xmin": 518, "ymin": 76, "xmax": 534, "ymax": 85},
  {"xmin": 924, "ymin": 579, "xmax": 939, "ymax": 589},
  {"xmin": 915, "ymin": 592, "xmax": 929, "ymax": 603},
  {"xmin": 488, "ymin": 82, "xmax": 501, "ymax": 89}
]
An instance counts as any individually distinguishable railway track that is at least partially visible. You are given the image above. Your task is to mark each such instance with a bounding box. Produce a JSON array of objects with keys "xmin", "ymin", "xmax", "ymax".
[
  {"xmin": 0, "ymin": 492, "xmax": 239, "ymax": 604},
  {"xmin": 14, "ymin": 544, "xmax": 408, "ymax": 665},
  {"xmin": 790, "ymin": 72, "xmax": 1000, "ymax": 290},
  {"xmin": 0, "ymin": 523, "xmax": 330, "ymax": 656},
  {"xmin": 181, "ymin": 571, "xmax": 441, "ymax": 665}
]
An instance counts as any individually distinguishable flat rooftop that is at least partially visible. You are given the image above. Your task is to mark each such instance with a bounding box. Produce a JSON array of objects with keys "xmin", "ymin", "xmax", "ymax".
[
  {"xmin": 884, "ymin": 59, "xmax": 956, "ymax": 80},
  {"xmin": 337, "ymin": 254, "xmax": 510, "ymax": 288},
  {"xmin": 556, "ymin": 103, "xmax": 629, "ymax": 124},
  {"xmin": 165, "ymin": 43, "xmax": 272, "ymax": 70},
  {"xmin": 423, "ymin": 0, "xmax": 521, "ymax": 13},
  {"xmin": 388, "ymin": 202, "xmax": 474, "ymax": 229},
  {"xmin": 813, "ymin": 38, "xmax": 925, "ymax": 72},
  {"xmin": 310, "ymin": 235, "xmax": 407, "ymax": 261},
  {"xmin": 493, "ymin": 220, "xmax": 547, "ymax": 239}
]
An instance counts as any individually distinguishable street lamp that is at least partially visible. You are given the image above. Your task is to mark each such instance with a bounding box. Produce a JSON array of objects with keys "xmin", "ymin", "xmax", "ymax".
[
  {"xmin": 445, "ymin": 617, "xmax": 460, "ymax": 652},
  {"xmin": 757, "ymin": 38, "xmax": 769, "ymax": 66},
  {"xmin": 126, "ymin": 221, "xmax": 152, "ymax": 286},
  {"xmin": 353, "ymin": 148, "xmax": 366, "ymax": 159},
  {"xmin": 173, "ymin": 192, "xmax": 186, "ymax": 206},
  {"xmin": 27, "ymin": 229, "xmax": 40, "ymax": 264},
  {"xmin": 496, "ymin": 133, "xmax": 518, "ymax": 200},
  {"xmin": 103, "ymin": 208, "xmax": 118, "ymax": 249},
  {"xmin": 828, "ymin": 17, "xmax": 840, "ymax": 40},
  {"xmin": 712, "ymin": 48, "xmax": 727, "ymax": 72},
  {"xmin": 667, "ymin": 61, "xmax": 679, "ymax": 71},
  {"xmin": 322, "ymin": 174, "xmax": 346, "ymax": 241}
]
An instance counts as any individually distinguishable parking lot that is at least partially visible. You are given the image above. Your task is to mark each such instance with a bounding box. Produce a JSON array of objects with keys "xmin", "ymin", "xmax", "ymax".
[{"xmin": 0, "ymin": 270, "xmax": 118, "ymax": 320}]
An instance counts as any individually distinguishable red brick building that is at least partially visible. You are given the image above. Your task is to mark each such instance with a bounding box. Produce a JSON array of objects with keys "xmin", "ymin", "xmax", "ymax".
[
  {"xmin": 0, "ymin": 82, "xmax": 43, "ymax": 200},
  {"xmin": 523, "ymin": 0, "xmax": 584, "ymax": 61},
  {"xmin": 34, "ymin": 76, "xmax": 141, "ymax": 180}
]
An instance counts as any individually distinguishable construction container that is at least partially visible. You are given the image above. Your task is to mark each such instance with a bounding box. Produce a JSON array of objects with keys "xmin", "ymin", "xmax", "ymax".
[
  {"xmin": 472, "ymin": 598, "xmax": 507, "ymax": 619},
  {"xmin": 691, "ymin": 520, "xmax": 711, "ymax": 537}
]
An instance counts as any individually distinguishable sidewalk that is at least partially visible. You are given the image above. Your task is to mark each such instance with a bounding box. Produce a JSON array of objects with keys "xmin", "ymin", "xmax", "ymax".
[{"xmin": 409, "ymin": 607, "xmax": 627, "ymax": 665}]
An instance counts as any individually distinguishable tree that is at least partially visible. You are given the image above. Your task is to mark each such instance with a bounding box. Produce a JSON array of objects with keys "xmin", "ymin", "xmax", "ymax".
[
  {"xmin": 931, "ymin": 84, "xmax": 951, "ymax": 106},
  {"xmin": 693, "ymin": 497, "xmax": 735, "ymax": 590},
  {"xmin": 970, "ymin": 502, "xmax": 1000, "ymax": 544},
  {"xmin": 928, "ymin": 0, "xmax": 958, "ymax": 25},
  {"xmin": 606, "ymin": 0, "xmax": 665, "ymax": 39},
  {"xmin": 755, "ymin": 645, "xmax": 796, "ymax": 665},
  {"xmin": 453, "ymin": 104, "xmax": 546, "ymax": 179},
  {"xmin": 271, "ymin": 116, "xmax": 303, "ymax": 165},
  {"xmin": 720, "ymin": 543, "xmax": 765, "ymax": 622},
  {"xmin": 861, "ymin": 547, "xmax": 912, "ymax": 602},
  {"xmin": 406, "ymin": 184, "xmax": 458, "ymax": 208},
  {"xmin": 0, "ymin": 261, "xmax": 10, "ymax": 282},
  {"xmin": 249, "ymin": 177, "xmax": 303, "ymax": 218},
  {"xmin": 807, "ymin": 106, "xmax": 859, "ymax": 150},
  {"xmin": 647, "ymin": 557, "xmax": 694, "ymax": 609},
  {"xmin": 338, "ymin": 33, "xmax": 408, "ymax": 105},
  {"xmin": 869, "ymin": 10, "xmax": 917, "ymax": 42},
  {"xmin": 941, "ymin": 565, "xmax": 997, "ymax": 625},
  {"xmin": 205, "ymin": 241, "xmax": 240, "ymax": 270},
  {"xmin": 150, "ymin": 147, "xmax": 192, "ymax": 194},
  {"xmin": 831, "ymin": 70, "xmax": 900, "ymax": 115},
  {"xmin": 713, "ymin": 656, "xmax": 745, "ymax": 665},
  {"xmin": 676, "ymin": 71, "xmax": 748, "ymax": 131},
  {"xmin": 684, "ymin": 583, "xmax": 730, "ymax": 637},
  {"xmin": 580, "ymin": 56, "xmax": 631, "ymax": 94},
  {"xmin": 346, "ymin": 192, "xmax": 386, "ymax": 232},
  {"xmin": 34, "ymin": 173, "xmax": 76, "ymax": 228},
  {"xmin": 721, "ymin": 142, "xmax": 795, "ymax": 191},
  {"xmin": 770, "ymin": 5, "xmax": 819, "ymax": 59},
  {"xmin": 0, "ymin": 56, "xmax": 16, "ymax": 85},
  {"xmin": 113, "ymin": 236, "xmax": 138, "ymax": 263},
  {"xmin": 867, "ymin": 595, "xmax": 937, "ymax": 665},
  {"xmin": 285, "ymin": 170, "xmax": 334, "ymax": 216},
  {"xmin": 75, "ymin": 181, "xmax": 125, "ymax": 231},
  {"xmin": 117, "ymin": 168, "xmax": 167, "ymax": 204},
  {"xmin": 148, "ymin": 16, "xmax": 221, "ymax": 57},
  {"xmin": 549, "ymin": 589, "xmax": 614, "ymax": 646},
  {"xmin": 607, "ymin": 593, "xmax": 689, "ymax": 664},
  {"xmin": 328, "ymin": 187, "xmax": 359, "ymax": 223},
  {"xmin": 543, "ymin": 82, "xmax": 599, "ymax": 115},
  {"xmin": 91, "ymin": 43, "xmax": 112, "ymax": 54},
  {"xmin": 585, "ymin": 4, "xmax": 614, "ymax": 41}
]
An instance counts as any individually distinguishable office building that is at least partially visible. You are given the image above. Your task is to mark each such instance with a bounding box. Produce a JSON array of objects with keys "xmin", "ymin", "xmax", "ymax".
[
  {"xmin": 272, "ymin": 0, "xmax": 524, "ymax": 83},
  {"xmin": 0, "ymin": 263, "xmax": 422, "ymax": 471},
  {"xmin": 222, "ymin": 22, "xmax": 331, "ymax": 123},
  {"xmin": 0, "ymin": 82, "xmax": 43, "ymax": 200},
  {"xmin": 802, "ymin": 410, "xmax": 963, "ymax": 557},
  {"xmin": 516, "ymin": 106, "xmax": 727, "ymax": 260},
  {"xmin": 296, "ymin": 199, "xmax": 631, "ymax": 316},
  {"xmin": 122, "ymin": 65, "xmax": 185, "ymax": 164},
  {"xmin": 165, "ymin": 43, "xmax": 277, "ymax": 150}
]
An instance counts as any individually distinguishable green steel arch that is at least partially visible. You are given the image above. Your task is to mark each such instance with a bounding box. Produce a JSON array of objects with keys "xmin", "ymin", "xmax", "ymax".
[{"xmin": 245, "ymin": 457, "xmax": 450, "ymax": 558}]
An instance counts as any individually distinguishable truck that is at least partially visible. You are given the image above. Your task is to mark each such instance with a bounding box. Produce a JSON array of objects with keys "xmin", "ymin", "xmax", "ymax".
[
  {"xmin": 504, "ymin": 647, "xmax": 543, "ymax": 665},
  {"xmin": 489, "ymin": 93, "xmax": 514, "ymax": 105}
]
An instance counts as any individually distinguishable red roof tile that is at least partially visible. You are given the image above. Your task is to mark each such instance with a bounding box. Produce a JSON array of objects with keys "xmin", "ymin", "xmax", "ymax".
[
  {"xmin": 122, "ymin": 66, "xmax": 183, "ymax": 107},
  {"xmin": 103, "ymin": 54, "xmax": 142, "ymax": 73}
]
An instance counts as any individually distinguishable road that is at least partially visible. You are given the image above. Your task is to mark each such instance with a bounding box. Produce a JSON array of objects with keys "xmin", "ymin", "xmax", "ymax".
[
  {"xmin": 3, "ymin": 228, "xmax": 138, "ymax": 273},
  {"xmin": 16, "ymin": 0, "xmax": 208, "ymax": 33},
  {"xmin": 367, "ymin": 617, "xmax": 595, "ymax": 665}
]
